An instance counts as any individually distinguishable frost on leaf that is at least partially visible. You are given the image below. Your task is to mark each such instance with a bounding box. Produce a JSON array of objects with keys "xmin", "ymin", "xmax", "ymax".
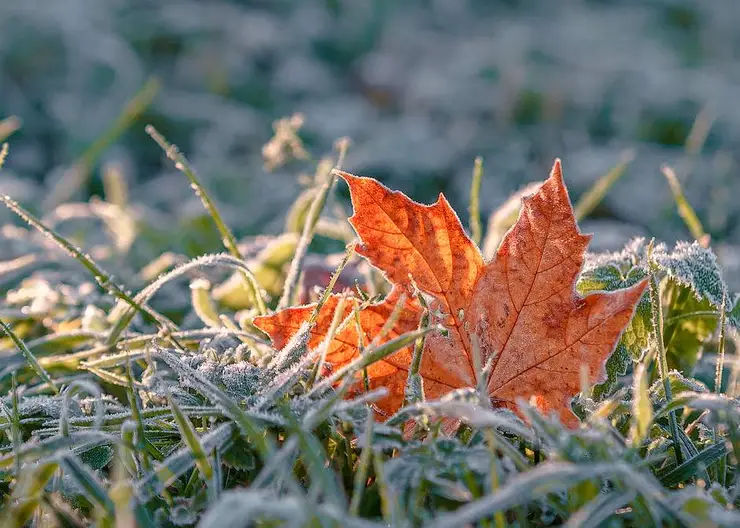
[
  {"xmin": 655, "ymin": 241, "xmax": 727, "ymax": 308},
  {"xmin": 649, "ymin": 370, "xmax": 709, "ymax": 405},
  {"xmin": 579, "ymin": 239, "xmax": 651, "ymax": 397},
  {"xmin": 256, "ymin": 160, "xmax": 647, "ymax": 427},
  {"xmin": 729, "ymin": 294, "xmax": 740, "ymax": 330},
  {"xmin": 581, "ymin": 239, "xmax": 731, "ymax": 380}
]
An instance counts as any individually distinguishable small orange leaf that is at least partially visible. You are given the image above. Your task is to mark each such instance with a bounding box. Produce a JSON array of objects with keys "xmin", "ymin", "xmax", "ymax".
[{"xmin": 254, "ymin": 160, "xmax": 648, "ymax": 426}]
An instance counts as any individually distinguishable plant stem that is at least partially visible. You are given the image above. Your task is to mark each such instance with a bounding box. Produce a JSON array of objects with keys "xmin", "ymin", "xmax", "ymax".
[
  {"xmin": 714, "ymin": 293, "xmax": 727, "ymax": 394},
  {"xmin": 647, "ymin": 240, "xmax": 683, "ymax": 465},
  {"xmin": 484, "ymin": 430, "xmax": 506, "ymax": 528},
  {"xmin": 146, "ymin": 125, "xmax": 266, "ymax": 315},
  {"xmin": 469, "ymin": 156, "xmax": 484, "ymax": 246},
  {"xmin": 278, "ymin": 164, "xmax": 337, "ymax": 309},
  {"xmin": 713, "ymin": 293, "xmax": 727, "ymax": 486}
]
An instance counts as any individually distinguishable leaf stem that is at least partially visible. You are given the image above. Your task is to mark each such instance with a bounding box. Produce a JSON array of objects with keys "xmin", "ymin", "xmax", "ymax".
[
  {"xmin": 714, "ymin": 293, "xmax": 727, "ymax": 394},
  {"xmin": 647, "ymin": 240, "xmax": 684, "ymax": 465},
  {"xmin": 713, "ymin": 293, "xmax": 727, "ymax": 486}
]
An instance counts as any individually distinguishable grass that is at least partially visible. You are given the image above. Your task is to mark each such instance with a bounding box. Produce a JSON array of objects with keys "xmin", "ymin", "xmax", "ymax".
[{"xmin": 0, "ymin": 122, "xmax": 738, "ymax": 527}]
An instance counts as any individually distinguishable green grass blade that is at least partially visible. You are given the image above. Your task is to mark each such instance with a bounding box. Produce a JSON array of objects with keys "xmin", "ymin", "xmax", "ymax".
[
  {"xmin": 0, "ymin": 193, "xmax": 178, "ymax": 341},
  {"xmin": 0, "ymin": 319, "xmax": 58, "ymax": 394},
  {"xmin": 153, "ymin": 348, "xmax": 274, "ymax": 458},
  {"xmin": 0, "ymin": 431, "xmax": 115, "ymax": 470},
  {"xmin": 574, "ymin": 150, "xmax": 634, "ymax": 221},
  {"xmin": 0, "ymin": 143, "xmax": 8, "ymax": 169},
  {"xmin": 167, "ymin": 392, "xmax": 214, "ymax": 481},
  {"xmin": 135, "ymin": 423, "xmax": 236, "ymax": 503},
  {"xmin": 106, "ymin": 253, "xmax": 264, "ymax": 345},
  {"xmin": 565, "ymin": 490, "xmax": 637, "ymax": 528},
  {"xmin": 349, "ymin": 415, "xmax": 373, "ymax": 516},
  {"xmin": 145, "ymin": 125, "xmax": 266, "ymax": 315},
  {"xmin": 630, "ymin": 361, "xmax": 652, "ymax": 446},
  {"xmin": 278, "ymin": 164, "xmax": 337, "ymax": 309},
  {"xmin": 647, "ymin": 240, "xmax": 684, "ymax": 466},
  {"xmin": 656, "ymin": 442, "xmax": 727, "ymax": 487},
  {"xmin": 714, "ymin": 294, "xmax": 727, "ymax": 394},
  {"xmin": 44, "ymin": 78, "xmax": 160, "ymax": 209},
  {"xmin": 0, "ymin": 115, "xmax": 21, "ymax": 142},
  {"xmin": 661, "ymin": 165, "xmax": 706, "ymax": 242},
  {"xmin": 0, "ymin": 460, "xmax": 58, "ymax": 527},
  {"xmin": 59, "ymin": 453, "xmax": 115, "ymax": 517},
  {"xmin": 469, "ymin": 156, "xmax": 484, "ymax": 245},
  {"xmin": 308, "ymin": 326, "xmax": 438, "ymax": 396}
]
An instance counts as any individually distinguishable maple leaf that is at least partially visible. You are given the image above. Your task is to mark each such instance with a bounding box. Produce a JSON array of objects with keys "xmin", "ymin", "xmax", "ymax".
[{"xmin": 254, "ymin": 160, "xmax": 648, "ymax": 426}]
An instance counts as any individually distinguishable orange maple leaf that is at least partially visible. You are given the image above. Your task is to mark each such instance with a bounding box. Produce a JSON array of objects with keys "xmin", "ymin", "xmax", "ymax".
[{"xmin": 254, "ymin": 160, "xmax": 648, "ymax": 426}]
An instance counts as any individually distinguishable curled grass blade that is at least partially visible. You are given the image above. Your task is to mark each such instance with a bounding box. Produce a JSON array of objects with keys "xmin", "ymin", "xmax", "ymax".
[
  {"xmin": 0, "ymin": 116, "xmax": 21, "ymax": 142},
  {"xmin": 107, "ymin": 253, "xmax": 263, "ymax": 345}
]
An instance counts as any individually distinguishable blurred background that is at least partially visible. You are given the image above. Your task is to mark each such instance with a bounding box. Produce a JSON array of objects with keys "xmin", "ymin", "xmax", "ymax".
[{"xmin": 1, "ymin": 0, "xmax": 739, "ymax": 284}]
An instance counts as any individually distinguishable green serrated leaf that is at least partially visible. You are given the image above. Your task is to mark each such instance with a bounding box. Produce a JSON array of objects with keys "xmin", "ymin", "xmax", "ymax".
[
  {"xmin": 78, "ymin": 444, "xmax": 114, "ymax": 471},
  {"xmin": 656, "ymin": 242, "xmax": 726, "ymax": 308},
  {"xmin": 650, "ymin": 370, "xmax": 709, "ymax": 404},
  {"xmin": 662, "ymin": 281, "xmax": 718, "ymax": 375},
  {"xmin": 221, "ymin": 433, "xmax": 256, "ymax": 471},
  {"xmin": 59, "ymin": 453, "xmax": 115, "ymax": 517},
  {"xmin": 579, "ymin": 248, "xmax": 650, "ymax": 398}
]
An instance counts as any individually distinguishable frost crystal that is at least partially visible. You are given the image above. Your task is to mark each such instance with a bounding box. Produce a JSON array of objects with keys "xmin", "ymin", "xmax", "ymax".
[{"xmin": 656, "ymin": 241, "xmax": 727, "ymax": 307}]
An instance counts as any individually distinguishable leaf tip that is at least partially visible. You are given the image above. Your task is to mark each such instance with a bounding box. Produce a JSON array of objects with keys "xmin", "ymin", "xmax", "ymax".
[
  {"xmin": 550, "ymin": 158, "xmax": 563, "ymax": 181},
  {"xmin": 333, "ymin": 169, "xmax": 357, "ymax": 184}
]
